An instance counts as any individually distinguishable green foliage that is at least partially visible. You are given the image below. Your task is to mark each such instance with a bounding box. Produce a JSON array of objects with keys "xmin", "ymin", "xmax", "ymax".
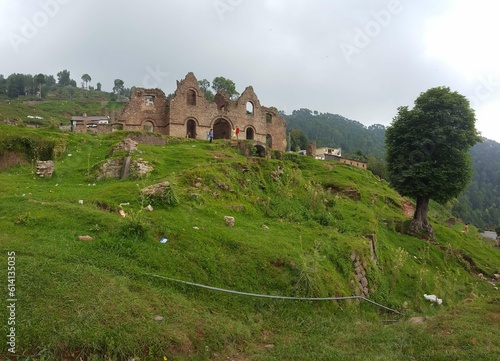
[
  {"xmin": 284, "ymin": 108, "xmax": 386, "ymax": 158},
  {"xmin": 57, "ymin": 69, "xmax": 71, "ymax": 86},
  {"xmin": 212, "ymin": 76, "xmax": 239, "ymax": 99},
  {"xmin": 289, "ymin": 128, "xmax": 309, "ymax": 151},
  {"xmin": 386, "ymin": 87, "xmax": 480, "ymax": 204}
]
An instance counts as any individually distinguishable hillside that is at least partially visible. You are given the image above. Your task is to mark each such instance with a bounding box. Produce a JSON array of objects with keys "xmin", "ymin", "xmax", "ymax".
[
  {"xmin": 0, "ymin": 124, "xmax": 499, "ymax": 360},
  {"xmin": 285, "ymin": 110, "xmax": 500, "ymax": 229},
  {"xmin": 0, "ymin": 88, "xmax": 124, "ymax": 128}
]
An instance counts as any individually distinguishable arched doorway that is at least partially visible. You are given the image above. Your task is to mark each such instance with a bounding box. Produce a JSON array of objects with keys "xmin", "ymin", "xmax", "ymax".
[
  {"xmin": 266, "ymin": 134, "xmax": 273, "ymax": 148},
  {"xmin": 254, "ymin": 144, "xmax": 266, "ymax": 157},
  {"xmin": 213, "ymin": 118, "xmax": 231, "ymax": 139},
  {"xmin": 246, "ymin": 127, "xmax": 254, "ymax": 140},
  {"xmin": 186, "ymin": 119, "xmax": 197, "ymax": 138},
  {"xmin": 143, "ymin": 121, "xmax": 154, "ymax": 132}
]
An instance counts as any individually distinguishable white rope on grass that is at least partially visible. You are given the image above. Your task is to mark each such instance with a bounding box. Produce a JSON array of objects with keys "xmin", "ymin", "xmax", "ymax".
[{"xmin": 145, "ymin": 272, "xmax": 403, "ymax": 315}]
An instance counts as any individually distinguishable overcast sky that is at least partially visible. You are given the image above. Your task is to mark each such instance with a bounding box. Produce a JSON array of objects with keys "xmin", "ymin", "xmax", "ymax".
[{"xmin": 1, "ymin": 0, "xmax": 499, "ymax": 142}]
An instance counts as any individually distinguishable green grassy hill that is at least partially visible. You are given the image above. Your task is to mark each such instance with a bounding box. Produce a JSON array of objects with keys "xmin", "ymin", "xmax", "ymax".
[
  {"xmin": 1, "ymin": 124, "xmax": 499, "ymax": 361},
  {"xmin": 0, "ymin": 89, "xmax": 124, "ymax": 127}
]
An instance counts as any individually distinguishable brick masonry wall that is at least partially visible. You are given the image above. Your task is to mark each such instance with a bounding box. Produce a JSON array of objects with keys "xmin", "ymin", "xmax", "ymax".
[{"xmin": 117, "ymin": 72, "xmax": 287, "ymax": 151}]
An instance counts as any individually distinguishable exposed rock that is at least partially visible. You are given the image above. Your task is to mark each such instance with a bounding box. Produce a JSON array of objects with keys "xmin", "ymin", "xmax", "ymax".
[
  {"xmin": 110, "ymin": 138, "xmax": 138, "ymax": 156},
  {"xmin": 97, "ymin": 159, "xmax": 123, "ymax": 180},
  {"xmin": 141, "ymin": 181, "xmax": 171, "ymax": 198},
  {"xmin": 409, "ymin": 317, "xmax": 425, "ymax": 324},
  {"xmin": 224, "ymin": 216, "xmax": 235, "ymax": 227},
  {"xmin": 77, "ymin": 235, "xmax": 93, "ymax": 241},
  {"xmin": 133, "ymin": 158, "xmax": 153, "ymax": 177},
  {"xmin": 154, "ymin": 315, "xmax": 164, "ymax": 322},
  {"xmin": 36, "ymin": 160, "xmax": 54, "ymax": 178}
]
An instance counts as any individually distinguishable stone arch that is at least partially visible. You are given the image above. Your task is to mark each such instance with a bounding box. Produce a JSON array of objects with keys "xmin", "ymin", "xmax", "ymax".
[
  {"xmin": 111, "ymin": 123, "xmax": 124, "ymax": 131},
  {"xmin": 185, "ymin": 118, "xmax": 197, "ymax": 138},
  {"xmin": 245, "ymin": 126, "xmax": 255, "ymax": 140},
  {"xmin": 266, "ymin": 134, "xmax": 273, "ymax": 148},
  {"xmin": 254, "ymin": 143, "xmax": 266, "ymax": 158},
  {"xmin": 143, "ymin": 120, "xmax": 155, "ymax": 132},
  {"xmin": 187, "ymin": 89, "xmax": 197, "ymax": 106},
  {"xmin": 213, "ymin": 118, "xmax": 232, "ymax": 139}
]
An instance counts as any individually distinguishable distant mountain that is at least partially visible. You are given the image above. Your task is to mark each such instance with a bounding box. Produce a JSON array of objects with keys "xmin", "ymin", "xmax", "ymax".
[
  {"xmin": 452, "ymin": 138, "xmax": 500, "ymax": 229},
  {"xmin": 284, "ymin": 108, "xmax": 386, "ymax": 158},
  {"xmin": 284, "ymin": 108, "xmax": 500, "ymax": 229}
]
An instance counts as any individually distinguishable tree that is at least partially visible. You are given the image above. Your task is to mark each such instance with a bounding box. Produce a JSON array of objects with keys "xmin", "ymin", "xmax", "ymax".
[
  {"xmin": 57, "ymin": 69, "xmax": 71, "ymax": 86},
  {"xmin": 0, "ymin": 74, "xmax": 7, "ymax": 94},
  {"xmin": 113, "ymin": 79, "xmax": 124, "ymax": 94},
  {"xmin": 45, "ymin": 75, "xmax": 56, "ymax": 87},
  {"xmin": 212, "ymin": 76, "xmax": 239, "ymax": 100},
  {"xmin": 198, "ymin": 79, "xmax": 214, "ymax": 101},
  {"xmin": 6, "ymin": 73, "xmax": 25, "ymax": 98},
  {"xmin": 81, "ymin": 74, "xmax": 91, "ymax": 89},
  {"xmin": 96, "ymin": 82, "xmax": 102, "ymax": 91},
  {"xmin": 289, "ymin": 129, "xmax": 309, "ymax": 151},
  {"xmin": 386, "ymin": 86, "xmax": 480, "ymax": 237},
  {"xmin": 35, "ymin": 73, "xmax": 45, "ymax": 98},
  {"xmin": 69, "ymin": 79, "xmax": 77, "ymax": 87}
]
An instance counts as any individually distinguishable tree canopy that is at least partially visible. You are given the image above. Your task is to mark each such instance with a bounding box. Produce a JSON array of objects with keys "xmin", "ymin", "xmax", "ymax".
[
  {"xmin": 386, "ymin": 86, "xmax": 480, "ymax": 236},
  {"xmin": 57, "ymin": 69, "xmax": 71, "ymax": 86},
  {"xmin": 212, "ymin": 76, "xmax": 239, "ymax": 100},
  {"xmin": 113, "ymin": 79, "xmax": 124, "ymax": 94}
]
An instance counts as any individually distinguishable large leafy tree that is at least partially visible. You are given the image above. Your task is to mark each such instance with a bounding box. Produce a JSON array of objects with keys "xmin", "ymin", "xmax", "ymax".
[
  {"xmin": 386, "ymin": 86, "xmax": 480, "ymax": 237},
  {"xmin": 113, "ymin": 79, "xmax": 124, "ymax": 94},
  {"xmin": 57, "ymin": 69, "xmax": 71, "ymax": 86},
  {"xmin": 212, "ymin": 76, "xmax": 239, "ymax": 100},
  {"xmin": 81, "ymin": 74, "xmax": 91, "ymax": 89}
]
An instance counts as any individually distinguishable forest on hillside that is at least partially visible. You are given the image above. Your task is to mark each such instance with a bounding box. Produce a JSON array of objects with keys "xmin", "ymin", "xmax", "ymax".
[{"xmin": 284, "ymin": 109, "xmax": 500, "ymax": 229}]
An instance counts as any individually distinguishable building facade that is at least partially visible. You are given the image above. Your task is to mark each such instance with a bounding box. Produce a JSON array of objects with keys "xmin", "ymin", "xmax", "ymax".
[{"xmin": 117, "ymin": 72, "xmax": 287, "ymax": 151}]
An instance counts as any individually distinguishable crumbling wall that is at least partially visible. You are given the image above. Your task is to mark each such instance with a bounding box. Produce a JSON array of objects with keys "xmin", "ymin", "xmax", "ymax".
[
  {"xmin": 168, "ymin": 72, "xmax": 287, "ymax": 151},
  {"xmin": 118, "ymin": 88, "xmax": 169, "ymax": 133}
]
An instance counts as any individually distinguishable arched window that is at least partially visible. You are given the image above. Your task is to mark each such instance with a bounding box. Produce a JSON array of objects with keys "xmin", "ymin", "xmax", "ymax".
[
  {"xmin": 187, "ymin": 89, "xmax": 196, "ymax": 106},
  {"xmin": 246, "ymin": 101, "xmax": 254, "ymax": 115},
  {"xmin": 246, "ymin": 127, "xmax": 254, "ymax": 140},
  {"xmin": 143, "ymin": 121, "xmax": 154, "ymax": 132}
]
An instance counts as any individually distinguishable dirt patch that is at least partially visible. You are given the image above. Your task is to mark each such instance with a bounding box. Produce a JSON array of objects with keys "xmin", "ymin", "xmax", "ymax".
[
  {"xmin": 0, "ymin": 151, "xmax": 30, "ymax": 170},
  {"xmin": 402, "ymin": 201, "xmax": 415, "ymax": 218},
  {"xmin": 127, "ymin": 132, "xmax": 166, "ymax": 146},
  {"xmin": 212, "ymin": 152, "xmax": 233, "ymax": 158}
]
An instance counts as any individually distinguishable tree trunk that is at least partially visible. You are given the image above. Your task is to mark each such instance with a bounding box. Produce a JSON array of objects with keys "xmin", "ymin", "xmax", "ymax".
[{"xmin": 410, "ymin": 195, "xmax": 435, "ymax": 239}]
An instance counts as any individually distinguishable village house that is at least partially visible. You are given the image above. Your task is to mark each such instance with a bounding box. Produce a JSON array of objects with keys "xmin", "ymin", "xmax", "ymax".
[
  {"xmin": 315, "ymin": 146, "xmax": 367, "ymax": 170},
  {"xmin": 71, "ymin": 114, "xmax": 110, "ymax": 132}
]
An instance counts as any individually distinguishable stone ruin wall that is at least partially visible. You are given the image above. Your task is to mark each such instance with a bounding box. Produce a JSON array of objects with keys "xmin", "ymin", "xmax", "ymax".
[
  {"xmin": 115, "ymin": 72, "xmax": 287, "ymax": 151},
  {"xmin": 118, "ymin": 88, "xmax": 169, "ymax": 134},
  {"xmin": 168, "ymin": 72, "xmax": 287, "ymax": 150}
]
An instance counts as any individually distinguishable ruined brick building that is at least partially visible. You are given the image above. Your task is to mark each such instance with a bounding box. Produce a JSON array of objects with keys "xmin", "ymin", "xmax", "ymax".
[{"xmin": 117, "ymin": 72, "xmax": 287, "ymax": 151}]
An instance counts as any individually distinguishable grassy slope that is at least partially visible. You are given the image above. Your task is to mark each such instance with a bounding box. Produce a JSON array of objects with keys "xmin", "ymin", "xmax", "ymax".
[
  {"xmin": 0, "ymin": 91, "xmax": 124, "ymax": 127},
  {"xmin": 0, "ymin": 124, "xmax": 499, "ymax": 361}
]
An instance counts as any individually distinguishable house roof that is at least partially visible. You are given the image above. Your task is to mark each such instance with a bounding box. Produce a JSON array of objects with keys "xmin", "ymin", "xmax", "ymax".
[{"xmin": 71, "ymin": 116, "xmax": 109, "ymax": 122}]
